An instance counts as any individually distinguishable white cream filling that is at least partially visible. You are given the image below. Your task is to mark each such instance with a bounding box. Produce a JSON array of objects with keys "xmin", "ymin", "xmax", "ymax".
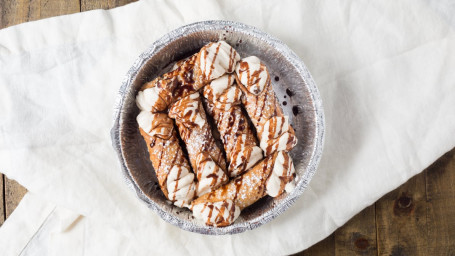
[
  {"xmin": 204, "ymin": 75, "xmax": 241, "ymax": 112},
  {"xmin": 189, "ymin": 92, "xmax": 199, "ymax": 100},
  {"xmin": 235, "ymin": 56, "xmax": 268, "ymax": 95},
  {"xmin": 275, "ymin": 133, "xmax": 290, "ymax": 151},
  {"xmin": 200, "ymin": 41, "xmax": 240, "ymax": 81},
  {"xmin": 223, "ymin": 85, "xmax": 238, "ymax": 103},
  {"xmin": 176, "ymin": 93, "xmax": 205, "ymax": 128},
  {"xmin": 137, "ymin": 111, "xmax": 172, "ymax": 138},
  {"xmin": 167, "ymin": 166, "xmax": 196, "ymax": 208},
  {"xmin": 209, "ymin": 74, "xmax": 235, "ymax": 98},
  {"xmin": 183, "ymin": 101, "xmax": 205, "ymax": 128},
  {"xmin": 214, "ymin": 102, "xmax": 233, "ymax": 111},
  {"xmin": 229, "ymin": 143, "xmax": 263, "ymax": 177},
  {"xmin": 213, "ymin": 85, "xmax": 241, "ymax": 111},
  {"xmin": 136, "ymin": 110, "xmax": 153, "ymax": 134},
  {"xmin": 266, "ymin": 151, "xmax": 295, "ymax": 197},
  {"xmin": 285, "ymin": 180, "xmax": 296, "ymax": 194},
  {"xmin": 261, "ymin": 132, "xmax": 292, "ymax": 154},
  {"xmin": 136, "ymin": 87, "xmax": 161, "ymax": 112},
  {"xmin": 245, "ymin": 146, "xmax": 264, "ymax": 170},
  {"xmin": 260, "ymin": 116, "xmax": 289, "ymax": 149},
  {"xmin": 192, "ymin": 199, "xmax": 241, "ymax": 227},
  {"xmin": 196, "ymin": 157, "xmax": 226, "ymax": 196}
]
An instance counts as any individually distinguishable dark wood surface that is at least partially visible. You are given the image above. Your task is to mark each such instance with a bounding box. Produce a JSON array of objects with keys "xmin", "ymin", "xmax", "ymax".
[{"xmin": 1, "ymin": 1, "xmax": 454, "ymax": 254}]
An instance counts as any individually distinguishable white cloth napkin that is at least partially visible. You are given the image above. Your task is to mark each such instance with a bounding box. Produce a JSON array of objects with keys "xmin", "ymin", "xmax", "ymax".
[{"xmin": 1, "ymin": 0, "xmax": 455, "ymax": 255}]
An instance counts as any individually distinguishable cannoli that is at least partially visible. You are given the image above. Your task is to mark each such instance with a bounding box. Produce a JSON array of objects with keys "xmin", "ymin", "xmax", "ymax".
[
  {"xmin": 191, "ymin": 151, "xmax": 296, "ymax": 227},
  {"xmin": 136, "ymin": 111, "xmax": 196, "ymax": 208},
  {"xmin": 136, "ymin": 54, "xmax": 199, "ymax": 113},
  {"xmin": 235, "ymin": 56, "xmax": 298, "ymax": 156},
  {"xmin": 202, "ymin": 74, "xmax": 263, "ymax": 178},
  {"xmin": 169, "ymin": 92, "xmax": 228, "ymax": 196},
  {"xmin": 194, "ymin": 41, "xmax": 240, "ymax": 87}
]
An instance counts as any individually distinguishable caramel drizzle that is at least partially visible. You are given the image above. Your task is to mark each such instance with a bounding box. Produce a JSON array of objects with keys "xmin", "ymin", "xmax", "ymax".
[
  {"xmin": 169, "ymin": 93, "xmax": 228, "ymax": 195},
  {"xmin": 156, "ymin": 139, "xmax": 166, "ymax": 185},
  {"xmin": 262, "ymin": 117, "xmax": 297, "ymax": 154},
  {"xmin": 278, "ymin": 154, "xmax": 292, "ymax": 194},
  {"xmin": 270, "ymin": 152, "xmax": 294, "ymax": 196},
  {"xmin": 206, "ymin": 43, "xmax": 222, "ymax": 80},
  {"xmin": 238, "ymin": 58, "xmax": 297, "ymax": 157},
  {"xmin": 265, "ymin": 132, "xmax": 298, "ymax": 156},
  {"xmin": 199, "ymin": 200, "xmax": 238, "ymax": 227},
  {"xmin": 203, "ymin": 80, "xmax": 261, "ymax": 177},
  {"xmin": 238, "ymin": 61, "xmax": 268, "ymax": 95},
  {"xmin": 259, "ymin": 155, "xmax": 275, "ymax": 196},
  {"xmin": 149, "ymin": 131, "xmax": 190, "ymax": 201},
  {"xmin": 197, "ymin": 155, "xmax": 223, "ymax": 189},
  {"xmin": 228, "ymin": 46, "xmax": 235, "ymax": 72},
  {"xmin": 233, "ymin": 177, "xmax": 243, "ymax": 202},
  {"xmin": 138, "ymin": 56, "xmax": 201, "ymax": 205},
  {"xmin": 172, "ymin": 166, "xmax": 183, "ymax": 201},
  {"xmin": 256, "ymin": 84, "xmax": 269, "ymax": 127}
]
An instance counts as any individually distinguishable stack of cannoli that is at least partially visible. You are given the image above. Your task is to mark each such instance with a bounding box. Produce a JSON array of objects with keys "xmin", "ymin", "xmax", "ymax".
[
  {"xmin": 135, "ymin": 41, "xmax": 299, "ymax": 227},
  {"xmin": 169, "ymin": 92, "xmax": 228, "ymax": 196},
  {"xmin": 202, "ymin": 73, "xmax": 263, "ymax": 178}
]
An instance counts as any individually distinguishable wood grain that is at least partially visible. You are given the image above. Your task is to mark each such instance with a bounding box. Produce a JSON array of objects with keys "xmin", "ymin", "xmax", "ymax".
[
  {"xmin": 376, "ymin": 173, "xmax": 428, "ymax": 255},
  {"xmin": 5, "ymin": 178, "xmax": 27, "ymax": 219},
  {"xmin": 81, "ymin": 0, "xmax": 136, "ymax": 11},
  {"xmin": 0, "ymin": 175, "xmax": 4, "ymax": 226},
  {"xmin": 0, "ymin": 0, "xmax": 80, "ymax": 29},
  {"xmin": 425, "ymin": 149, "xmax": 455, "ymax": 255},
  {"xmin": 334, "ymin": 205, "xmax": 377, "ymax": 255}
]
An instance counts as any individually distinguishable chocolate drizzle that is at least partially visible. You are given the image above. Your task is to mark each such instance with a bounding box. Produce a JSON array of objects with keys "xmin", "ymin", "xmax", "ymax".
[
  {"xmin": 201, "ymin": 77, "xmax": 263, "ymax": 177},
  {"xmin": 136, "ymin": 42, "xmax": 301, "ymax": 226},
  {"xmin": 286, "ymin": 88, "xmax": 295, "ymax": 97},
  {"xmin": 292, "ymin": 106, "xmax": 300, "ymax": 116},
  {"xmin": 197, "ymin": 200, "xmax": 238, "ymax": 227},
  {"xmin": 207, "ymin": 43, "xmax": 221, "ymax": 80}
]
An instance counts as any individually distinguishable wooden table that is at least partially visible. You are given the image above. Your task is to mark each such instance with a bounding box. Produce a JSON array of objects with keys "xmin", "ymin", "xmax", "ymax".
[{"xmin": 1, "ymin": 1, "xmax": 454, "ymax": 254}]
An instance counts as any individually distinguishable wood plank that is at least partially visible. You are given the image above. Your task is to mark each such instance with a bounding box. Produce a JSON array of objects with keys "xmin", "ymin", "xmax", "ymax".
[
  {"xmin": 425, "ymin": 147, "xmax": 455, "ymax": 254},
  {"xmin": 37, "ymin": 0, "xmax": 80, "ymax": 20},
  {"xmin": 81, "ymin": 0, "xmax": 137, "ymax": 11},
  {"xmin": 0, "ymin": 0, "xmax": 80, "ymax": 29},
  {"xmin": 5, "ymin": 178, "xmax": 27, "ymax": 219},
  {"xmin": 334, "ymin": 205, "xmax": 377, "ymax": 255},
  {"xmin": 0, "ymin": 175, "xmax": 4, "ymax": 226},
  {"xmin": 376, "ymin": 171, "xmax": 428, "ymax": 255}
]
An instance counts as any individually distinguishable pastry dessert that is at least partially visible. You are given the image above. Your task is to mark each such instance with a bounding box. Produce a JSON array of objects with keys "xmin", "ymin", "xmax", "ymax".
[
  {"xmin": 194, "ymin": 41, "xmax": 240, "ymax": 86},
  {"xmin": 191, "ymin": 151, "xmax": 295, "ymax": 227},
  {"xmin": 135, "ymin": 40, "xmax": 300, "ymax": 227},
  {"xmin": 203, "ymin": 74, "xmax": 263, "ymax": 177},
  {"xmin": 136, "ymin": 54, "xmax": 199, "ymax": 113},
  {"xmin": 169, "ymin": 92, "xmax": 228, "ymax": 196},
  {"xmin": 235, "ymin": 56, "xmax": 298, "ymax": 156},
  {"xmin": 137, "ymin": 111, "xmax": 196, "ymax": 208}
]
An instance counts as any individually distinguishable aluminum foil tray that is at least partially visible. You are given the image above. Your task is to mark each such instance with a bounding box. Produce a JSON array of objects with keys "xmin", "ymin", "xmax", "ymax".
[{"xmin": 111, "ymin": 20, "xmax": 325, "ymax": 235}]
